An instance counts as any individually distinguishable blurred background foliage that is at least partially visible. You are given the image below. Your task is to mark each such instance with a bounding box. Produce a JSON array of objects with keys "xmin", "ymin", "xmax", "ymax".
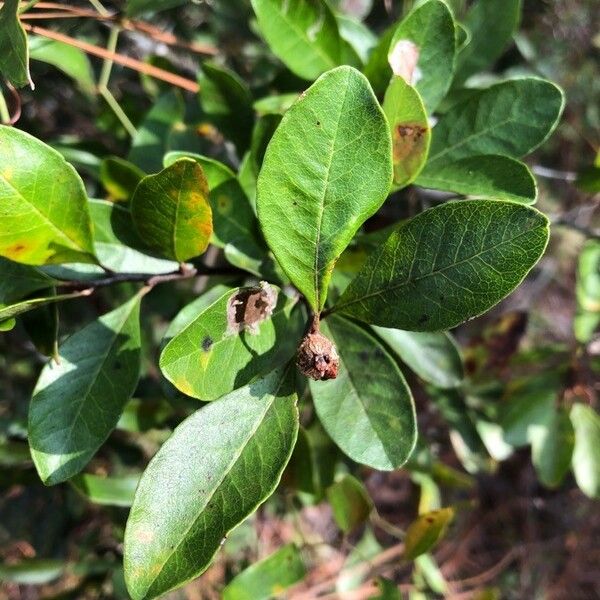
[{"xmin": 1, "ymin": 0, "xmax": 599, "ymax": 598}]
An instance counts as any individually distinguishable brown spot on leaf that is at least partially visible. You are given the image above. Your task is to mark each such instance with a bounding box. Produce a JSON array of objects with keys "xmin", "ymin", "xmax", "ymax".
[
  {"xmin": 226, "ymin": 282, "xmax": 278, "ymax": 335},
  {"xmin": 201, "ymin": 336, "xmax": 213, "ymax": 351},
  {"xmin": 394, "ymin": 122, "xmax": 428, "ymax": 164}
]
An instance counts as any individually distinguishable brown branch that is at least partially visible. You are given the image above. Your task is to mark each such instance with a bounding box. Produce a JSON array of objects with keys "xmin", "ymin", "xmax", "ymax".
[{"xmin": 22, "ymin": 24, "xmax": 201, "ymax": 92}]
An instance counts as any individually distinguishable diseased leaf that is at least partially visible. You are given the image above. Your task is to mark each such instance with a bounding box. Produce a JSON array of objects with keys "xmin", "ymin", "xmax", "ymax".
[
  {"xmin": 311, "ymin": 316, "xmax": 416, "ymax": 470},
  {"xmin": 455, "ymin": 0, "xmax": 521, "ymax": 83},
  {"xmin": 250, "ymin": 0, "xmax": 343, "ymax": 80},
  {"xmin": 100, "ymin": 157, "xmax": 145, "ymax": 202},
  {"xmin": 71, "ymin": 473, "xmax": 140, "ymax": 507},
  {"xmin": 28, "ymin": 295, "xmax": 142, "ymax": 485},
  {"xmin": 417, "ymin": 155, "xmax": 537, "ymax": 204},
  {"xmin": 426, "ymin": 79, "xmax": 564, "ymax": 168},
  {"xmin": 257, "ymin": 66, "xmax": 392, "ymax": 312},
  {"xmin": 383, "ymin": 76, "xmax": 430, "ymax": 188},
  {"xmin": 373, "ymin": 328, "xmax": 463, "ymax": 389},
  {"xmin": 160, "ymin": 285, "xmax": 303, "ymax": 401},
  {"xmin": 404, "ymin": 508, "xmax": 454, "ymax": 560},
  {"xmin": 0, "ymin": 0, "xmax": 31, "ymax": 88},
  {"xmin": 335, "ymin": 200, "xmax": 549, "ymax": 331},
  {"xmin": 0, "ymin": 126, "xmax": 96, "ymax": 265},
  {"xmin": 327, "ymin": 474, "xmax": 373, "ymax": 533},
  {"xmin": 131, "ymin": 158, "xmax": 212, "ymax": 262},
  {"xmin": 124, "ymin": 368, "xmax": 299, "ymax": 600},
  {"xmin": 222, "ymin": 544, "xmax": 305, "ymax": 600},
  {"xmin": 90, "ymin": 200, "xmax": 179, "ymax": 274},
  {"xmin": 570, "ymin": 403, "xmax": 600, "ymax": 498}
]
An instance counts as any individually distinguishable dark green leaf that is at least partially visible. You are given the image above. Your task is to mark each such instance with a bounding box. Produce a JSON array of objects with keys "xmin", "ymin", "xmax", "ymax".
[
  {"xmin": 100, "ymin": 157, "xmax": 145, "ymax": 202},
  {"xmin": 335, "ymin": 200, "xmax": 549, "ymax": 331},
  {"xmin": 373, "ymin": 328, "xmax": 463, "ymax": 389},
  {"xmin": 0, "ymin": 0, "xmax": 31, "ymax": 88},
  {"xmin": 71, "ymin": 473, "xmax": 141, "ymax": 507},
  {"xmin": 327, "ymin": 474, "xmax": 373, "ymax": 533},
  {"xmin": 160, "ymin": 284, "xmax": 303, "ymax": 401},
  {"xmin": 222, "ymin": 544, "xmax": 305, "ymax": 600},
  {"xmin": 22, "ymin": 295, "xmax": 59, "ymax": 357},
  {"xmin": 257, "ymin": 66, "xmax": 392, "ymax": 312},
  {"xmin": 0, "ymin": 125, "xmax": 96, "ymax": 265},
  {"xmin": 250, "ymin": 0, "xmax": 343, "ymax": 80},
  {"xmin": 126, "ymin": 0, "xmax": 189, "ymax": 18},
  {"xmin": 383, "ymin": 76, "xmax": 430, "ymax": 188},
  {"xmin": 404, "ymin": 507, "xmax": 454, "ymax": 560},
  {"xmin": 124, "ymin": 368, "xmax": 299, "ymax": 600},
  {"xmin": 131, "ymin": 158, "xmax": 212, "ymax": 262},
  {"xmin": 0, "ymin": 289, "xmax": 90, "ymax": 323},
  {"xmin": 417, "ymin": 155, "xmax": 537, "ymax": 204},
  {"xmin": 28, "ymin": 295, "xmax": 142, "ymax": 485},
  {"xmin": 0, "ymin": 257, "xmax": 55, "ymax": 308},
  {"xmin": 570, "ymin": 403, "xmax": 600, "ymax": 498},
  {"xmin": 426, "ymin": 79, "xmax": 564, "ymax": 168},
  {"xmin": 311, "ymin": 316, "xmax": 416, "ymax": 470}
]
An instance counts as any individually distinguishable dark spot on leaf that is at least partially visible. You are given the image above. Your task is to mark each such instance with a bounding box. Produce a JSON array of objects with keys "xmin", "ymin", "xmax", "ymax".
[
  {"xmin": 426, "ymin": 516, "xmax": 435, "ymax": 523},
  {"xmin": 358, "ymin": 350, "xmax": 370, "ymax": 363},
  {"xmin": 201, "ymin": 336, "xmax": 213, "ymax": 351},
  {"xmin": 418, "ymin": 314, "xmax": 429, "ymax": 324},
  {"xmin": 316, "ymin": 120, "xmax": 321, "ymax": 126},
  {"xmin": 113, "ymin": 361, "xmax": 122, "ymax": 370}
]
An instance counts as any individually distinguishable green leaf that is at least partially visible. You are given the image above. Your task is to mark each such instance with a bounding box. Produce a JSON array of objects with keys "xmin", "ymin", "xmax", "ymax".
[
  {"xmin": 426, "ymin": 79, "xmax": 564, "ymax": 168},
  {"xmin": 131, "ymin": 158, "xmax": 212, "ymax": 262},
  {"xmin": 387, "ymin": 0, "xmax": 456, "ymax": 113},
  {"xmin": 0, "ymin": 257, "xmax": 55, "ymax": 309},
  {"xmin": 222, "ymin": 544, "xmax": 305, "ymax": 600},
  {"xmin": 128, "ymin": 91, "xmax": 184, "ymax": 173},
  {"xmin": 89, "ymin": 200, "xmax": 179, "ymax": 274},
  {"xmin": 124, "ymin": 367, "xmax": 299, "ymax": 600},
  {"xmin": 160, "ymin": 284, "xmax": 303, "ymax": 401},
  {"xmin": 71, "ymin": 473, "xmax": 141, "ymax": 507},
  {"xmin": 335, "ymin": 200, "xmax": 549, "ymax": 331},
  {"xmin": 0, "ymin": 288, "xmax": 90, "ymax": 323},
  {"xmin": 404, "ymin": 507, "xmax": 454, "ymax": 560},
  {"xmin": 570, "ymin": 403, "xmax": 600, "ymax": 498},
  {"xmin": 198, "ymin": 62, "xmax": 254, "ymax": 154},
  {"xmin": 336, "ymin": 14, "xmax": 377, "ymax": 65},
  {"xmin": 574, "ymin": 240, "xmax": 600, "ymax": 343},
  {"xmin": 250, "ymin": 0, "xmax": 343, "ymax": 80},
  {"xmin": 29, "ymin": 36, "xmax": 94, "ymax": 93},
  {"xmin": 371, "ymin": 577, "xmax": 401, "ymax": 599},
  {"xmin": 455, "ymin": 0, "xmax": 521, "ymax": 84},
  {"xmin": 310, "ymin": 316, "xmax": 416, "ymax": 470},
  {"xmin": 0, "ymin": 559, "xmax": 64, "ymax": 585},
  {"xmin": 28, "ymin": 295, "xmax": 142, "ymax": 485},
  {"xmin": 100, "ymin": 157, "xmax": 145, "ymax": 202},
  {"xmin": 127, "ymin": 0, "xmax": 189, "ymax": 17},
  {"xmin": 257, "ymin": 66, "xmax": 392, "ymax": 312},
  {"xmin": 0, "ymin": 125, "xmax": 96, "ymax": 265},
  {"xmin": 417, "ymin": 155, "xmax": 537, "ymax": 204},
  {"xmin": 0, "ymin": 0, "xmax": 31, "ymax": 88},
  {"xmin": 383, "ymin": 76, "xmax": 430, "ymax": 188},
  {"xmin": 373, "ymin": 328, "xmax": 463, "ymax": 389},
  {"xmin": 327, "ymin": 474, "xmax": 373, "ymax": 533},
  {"xmin": 530, "ymin": 407, "xmax": 574, "ymax": 488}
]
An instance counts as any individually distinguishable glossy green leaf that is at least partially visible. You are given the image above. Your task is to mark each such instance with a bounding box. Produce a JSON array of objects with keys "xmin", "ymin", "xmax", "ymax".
[
  {"xmin": 89, "ymin": 200, "xmax": 179, "ymax": 274},
  {"xmin": 131, "ymin": 158, "xmax": 212, "ymax": 262},
  {"xmin": 574, "ymin": 240, "xmax": 600, "ymax": 343},
  {"xmin": 28, "ymin": 295, "xmax": 142, "ymax": 485},
  {"xmin": 404, "ymin": 507, "xmax": 454, "ymax": 560},
  {"xmin": 570, "ymin": 403, "xmax": 600, "ymax": 498},
  {"xmin": 29, "ymin": 36, "xmax": 94, "ymax": 93},
  {"xmin": 71, "ymin": 473, "xmax": 141, "ymax": 507},
  {"xmin": 222, "ymin": 544, "xmax": 305, "ymax": 600},
  {"xmin": 128, "ymin": 91, "xmax": 184, "ymax": 173},
  {"xmin": 373, "ymin": 328, "xmax": 463, "ymax": 389},
  {"xmin": 327, "ymin": 474, "xmax": 373, "ymax": 533},
  {"xmin": 257, "ymin": 66, "xmax": 392, "ymax": 312},
  {"xmin": 426, "ymin": 79, "xmax": 564, "ymax": 168},
  {"xmin": 311, "ymin": 316, "xmax": 416, "ymax": 470},
  {"xmin": 387, "ymin": 0, "xmax": 456, "ymax": 112},
  {"xmin": 455, "ymin": 0, "xmax": 521, "ymax": 83},
  {"xmin": 335, "ymin": 200, "xmax": 549, "ymax": 331},
  {"xmin": 198, "ymin": 62, "xmax": 254, "ymax": 153},
  {"xmin": 0, "ymin": 0, "xmax": 31, "ymax": 88},
  {"xmin": 530, "ymin": 407, "xmax": 574, "ymax": 488},
  {"xmin": 383, "ymin": 76, "xmax": 430, "ymax": 188},
  {"xmin": 0, "ymin": 125, "xmax": 96, "ymax": 265},
  {"xmin": 100, "ymin": 157, "xmax": 145, "ymax": 202},
  {"xmin": 124, "ymin": 368, "xmax": 299, "ymax": 600},
  {"xmin": 160, "ymin": 284, "xmax": 303, "ymax": 401},
  {"xmin": 250, "ymin": 0, "xmax": 343, "ymax": 80}
]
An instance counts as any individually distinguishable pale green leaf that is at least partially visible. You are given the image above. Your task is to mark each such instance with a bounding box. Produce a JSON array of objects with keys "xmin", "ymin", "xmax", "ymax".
[
  {"xmin": 570, "ymin": 403, "xmax": 600, "ymax": 498},
  {"xmin": 257, "ymin": 66, "xmax": 392, "ymax": 312},
  {"xmin": 335, "ymin": 200, "xmax": 549, "ymax": 331},
  {"xmin": 574, "ymin": 240, "xmax": 600, "ymax": 343},
  {"xmin": 124, "ymin": 368, "xmax": 299, "ymax": 600},
  {"xmin": 71, "ymin": 473, "xmax": 141, "ymax": 507}
]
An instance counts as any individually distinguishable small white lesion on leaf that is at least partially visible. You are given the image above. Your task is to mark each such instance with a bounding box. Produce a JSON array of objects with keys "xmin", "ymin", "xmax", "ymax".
[
  {"xmin": 226, "ymin": 282, "xmax": 278, "ymax": 335},
  {"xmin": 388, "ymin": 39, "xmax": 422, "ymax": 85}
]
